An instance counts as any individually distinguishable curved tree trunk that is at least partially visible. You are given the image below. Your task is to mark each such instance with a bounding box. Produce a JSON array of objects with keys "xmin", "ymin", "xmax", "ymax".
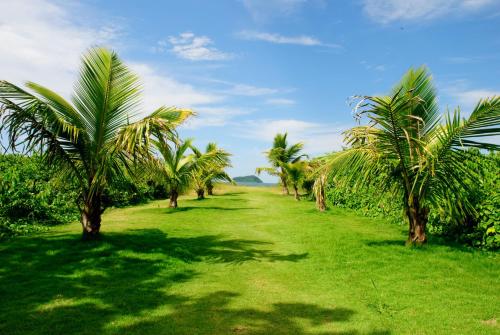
[
  {"xmin": 406, "ymin": 198, "xmax": 429, "ymax": 245},
  {"xmin": 81, "ymin": 195, "xmax": 102, "ymax": 240},
  {"xmin": 280, "ymin": 171, "xmax": 289, "ymax": 195},
  {"xmin": 293, "ymin": 185, "xmax": 300, "ymax": 201},
  {"xmin": 169, "ymin": 190, "xmax": 179, "ymax": 208},
  {"xmin": 197, "ymin": 188, "xmax": 205, "ymax": 200},
  {"xmin": 207, "ymin": 183, "xmax": 214, "ymax": 195}
]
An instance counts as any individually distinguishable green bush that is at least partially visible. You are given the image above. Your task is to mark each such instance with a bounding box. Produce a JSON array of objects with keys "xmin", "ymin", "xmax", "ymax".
[
  {"xmin": 0, "ymin": 154, "xmax": 169, "ymax": 238},
  {"xmin": 325, "ymin": 173, "xmax": 403, "ymax": 225},
  {"xmin": 0, "ymin": 154, "xmax": 79, "ymax": 238},
  {"xmin": 427, "ymin": 150, "xmax": 499, "ymax": 250}
]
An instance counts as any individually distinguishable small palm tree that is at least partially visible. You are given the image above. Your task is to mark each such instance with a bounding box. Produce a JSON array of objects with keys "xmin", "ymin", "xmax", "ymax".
[
  {"xmin": 153, "ymin": 139, "xmax": 227, "ymax": 207},
  {"xmin": 256, "ymin": 133, "xmax": 306, "ymax": 195},
  {"xmin": 0, "ymin": 47, "xmax": 192, "ymax": 239},
  {"xmin": 282, "ymin": 161, "xmax": 306, "ymax": 200},
  {"xmin": 324, "ymin": 66, "xmax": 500, "ymax": 244},
  {"xmin": 192, "ymin": 142, "xmax": 233, "ymax": 199}
]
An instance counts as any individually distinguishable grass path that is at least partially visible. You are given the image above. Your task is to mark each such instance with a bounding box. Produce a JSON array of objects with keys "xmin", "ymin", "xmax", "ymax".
[{"xmin": 0, "ymin": 185, "xmax": 499, "ymax": 334}]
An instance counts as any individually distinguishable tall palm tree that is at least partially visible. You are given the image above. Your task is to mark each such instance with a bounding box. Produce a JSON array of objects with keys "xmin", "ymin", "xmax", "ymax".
[
  {"xmin": 192, "ymin": 142, "xmax": 233, "ymax": 199},
  {"xmin": 324, "ymin": 66, "xmax": 500, "ymax": 244},
  {"xmin": 0, "ymin": 47, "xmax": 192, "ymax": 239},
  {"xmin": 256, "ymin": 133, "xmax": 306, "ymax": 195}
]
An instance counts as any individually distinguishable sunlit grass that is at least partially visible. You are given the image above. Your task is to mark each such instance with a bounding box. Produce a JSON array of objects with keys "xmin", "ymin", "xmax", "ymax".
[{"xmin": 0, "ymin": 184, "xmax": 498, "ymax": 334}]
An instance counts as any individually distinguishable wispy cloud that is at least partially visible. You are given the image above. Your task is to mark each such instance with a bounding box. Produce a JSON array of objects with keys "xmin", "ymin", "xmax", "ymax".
[
  {"xmin": 225, "ymin": 83, "xmax": 279, "ymax": 96},
  {"xmin": 183, "ymin": 106, "xmax": 254, "ymax": 129},
  {"xmin": 362, "ymin": 0, "xmax": 496, "ymax": 23},
  {"xmin": 237, "ymin": 119, "xmax": 350, "ymax": 154},
  {"xmin": 441, "ymin": 80, "xmax": 500, "ymax": 112},
  {"xmin": 242, "ymin": 0, "xmax": 308, "ymax": 21},
  {"xmin": 201, "ymin": 78, "xmax": 288, "ymax": 97},
  {"xmin": 237, "ymin": 30, "xmax": 339, "ymax": 48},
  {"xmin": 360, "ymin": 61, "xmax": 386, "ymax": 72},
  {"xmin": 266, "ymin": 98, "xmax": 296, "ymax": 106},
  {"xmin": 454, "ymin": 89, "xmax": 500, "ymax": 110},
  {"xmin": 442, "ymin": 55, "xmax": 497, "ymax": 64},
  {"xmin": 156, "ymin": 32, "xmax": 233, "ymax": 61}
]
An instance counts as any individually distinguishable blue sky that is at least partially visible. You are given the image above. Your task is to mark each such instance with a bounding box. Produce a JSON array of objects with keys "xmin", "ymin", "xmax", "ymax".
[{"xmin": 1, "ymin": 0, "xmax": 500, "ymax": 181}]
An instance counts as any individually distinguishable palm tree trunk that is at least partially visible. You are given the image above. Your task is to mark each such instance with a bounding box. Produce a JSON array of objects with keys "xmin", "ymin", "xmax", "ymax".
[
  {"xmin": 406, "ymin": 198, "xmax": 429, "ymax": 245},
  {"xmin": 280, "ymin": 173, "xmax": 289, "ymax": 195},
  {"xmin": 293, "ymin": 185, "xmax": 300, "ymax": 201},
  {"xmin": 197, "ymin": 188, "xmax": 205, "ymax": 200},
  {"xmin": 81, "ymin": 195, "xmax": 102, "ymax": 240},
  {"xmin": 207, "ymin": 183, "xmax": 214, "ymax": 195},
  {"xmin": 316, "ymin": 189, "xmax": 326, "ymax": 212},
  {"xmin": 169, "ymin": 189, "xmax": 179, "ymax": 208}
]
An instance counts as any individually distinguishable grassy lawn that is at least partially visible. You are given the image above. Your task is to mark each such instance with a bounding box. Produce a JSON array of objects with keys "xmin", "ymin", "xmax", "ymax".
[{"xmin": 0, "ymin": 185, "xmax": 498, "ymax": 335}]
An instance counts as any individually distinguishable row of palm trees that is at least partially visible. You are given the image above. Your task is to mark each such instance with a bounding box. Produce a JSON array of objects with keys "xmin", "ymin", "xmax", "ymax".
[
  {"xmin": 259, "ymin": 67, "xmax": 500, "ymax": 245},
  {"xmin": 0, "ymin": 47, "xmax": 232, "ymax": 239},
  {"xmin": 1, "ymin": 47, "xmax": 498, "ymax": 244}
]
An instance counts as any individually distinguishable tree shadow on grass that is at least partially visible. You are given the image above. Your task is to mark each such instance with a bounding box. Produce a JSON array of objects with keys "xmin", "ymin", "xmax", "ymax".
[
  {"xmin": 132, "ymin": 205, "xmax": 260, "ymax": 216},
  {"xmin": 118, "ymin": 290, "xmax": 381, "ymax": 335},
  {"xmin": 0, "ymin": 229, "xmax": 313, "ymax": 334},
  {"xmin": 0, "ymin": 229, "xmax": 391, "ymax": 335},
  {"xmin": 164, "ymin": 206, "xmax": 260, "ymax": 214},
  {"xmin": 365, "ymin": 236, "xmax": 477, "ymax": 253}
]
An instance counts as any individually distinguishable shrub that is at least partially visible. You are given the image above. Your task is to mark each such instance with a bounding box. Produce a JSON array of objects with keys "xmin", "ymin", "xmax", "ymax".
[
  {"xmin": 0, "ymin": 154, "xmax": 79, "ymax": 238},
  {"xmin": 0, "ymin": 154, "xmax": 169, "ymax": 238}
]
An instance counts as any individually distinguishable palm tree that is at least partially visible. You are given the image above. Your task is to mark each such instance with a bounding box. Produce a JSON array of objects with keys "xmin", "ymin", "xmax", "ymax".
[
  {"xmin": 324, "ymin": 66, "xmax": 500, "ymax": 244},
  {"xmin": 0, "ymin": 47, "xmax": 192, "ymax": 239},
  {"xmin": 256, "ymin": 133, "xmax": 306, "ymax": 195},
  {"xmin": 192, "ymin": 142, "xmax": 233, "ymax": 198},
  {"xmin": 282, "ymin": 161, "xmax": 306, "ymax": 200},
  {"xmin": 153, "ymin": 139, "xmax": 227, "ymax": 207}
]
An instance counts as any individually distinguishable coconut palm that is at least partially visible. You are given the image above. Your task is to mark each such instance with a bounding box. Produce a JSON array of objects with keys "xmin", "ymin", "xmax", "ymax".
[
  {"xmin": 324, "ymin": 66, "xmax": 500, "ymax": 244},
  {"xmin": 282, "ymin": 161, "xmax": 306, "ymax": 200},
  {"xmin": 0, "ymin": 47, "xmax": 192, "ymax": 239},
  {"xmin": 256, "ymin": 133, "xmax": 306, "ymax": 195},
  {"xmin": 191, "ymin": 142, "xmax": 233, "ymax": 199},
  {"xmin": 153, "ymin": 139, "xmax": 228, "ymax": 207}
]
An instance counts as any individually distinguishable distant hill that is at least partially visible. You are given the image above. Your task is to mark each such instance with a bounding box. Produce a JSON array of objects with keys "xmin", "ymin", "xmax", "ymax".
[{"xmin": 233, "ymin": 175, "xmax": 263, "ymax": 183}]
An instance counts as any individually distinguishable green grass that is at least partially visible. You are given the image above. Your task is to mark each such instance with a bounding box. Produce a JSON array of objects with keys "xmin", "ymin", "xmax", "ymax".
[{"xmin": 0, "ymin": 185, "xmax": 498, "ymax": 334}]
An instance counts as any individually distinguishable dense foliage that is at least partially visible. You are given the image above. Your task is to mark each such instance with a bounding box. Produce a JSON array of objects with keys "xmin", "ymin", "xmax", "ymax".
[
  {"xmin": 0, "ymin": 154, "xmax": 79, "ymax": 238},
  {"xmin": 326, "ymin": 150, "xmax": 499, "ymax": 249},
  {"xmin": 0, "ymin": 154, "xmax": 168, "ymax": 239}
]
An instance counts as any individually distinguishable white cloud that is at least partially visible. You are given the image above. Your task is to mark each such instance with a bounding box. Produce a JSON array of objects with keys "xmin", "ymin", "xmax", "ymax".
[
  {"xmin": 266, "ymin": 98, "xmax": 296, "ymax": 105},
  {"xmin": 362, "ymin": 0, "xmax": 496, "ymax": 23},
  {"xmin": 454, "ymin": 89, "xmax": 500, "ymax": 110},
  {"xmin": 242, "ymin": 0, "xmax": 308, "ymax": 21},
  {"xmin": 0, "ymin": 1, "xmax": 224, "ymax": 120},
  {"xmin": 183, "ymin": 106, "xmax": 253, "ymax": 129},
  {"xmin": 158, "ymin": 32, "xmax": 232, "ymax": 61},
  {"xmin": 237, "ymin": 30, "xmax": 339, "ymax": 47},
  {"xmin": 129, "ymin": 63, "xmax": 223, "ymax": 114},
  {"xmin": 225, "ymin": 84, "xmax": 279, "ymax": 96},
  {"xmin": 0, "ymin": 0, "xmax": 117, "ymax": 97},
  {"xmin": 238, "ymin": 119, "xmax": 349, "ymax": 154},
  {"xmin": 360, "ymin": 61, "xmax": 386, "ymax": 72}
]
